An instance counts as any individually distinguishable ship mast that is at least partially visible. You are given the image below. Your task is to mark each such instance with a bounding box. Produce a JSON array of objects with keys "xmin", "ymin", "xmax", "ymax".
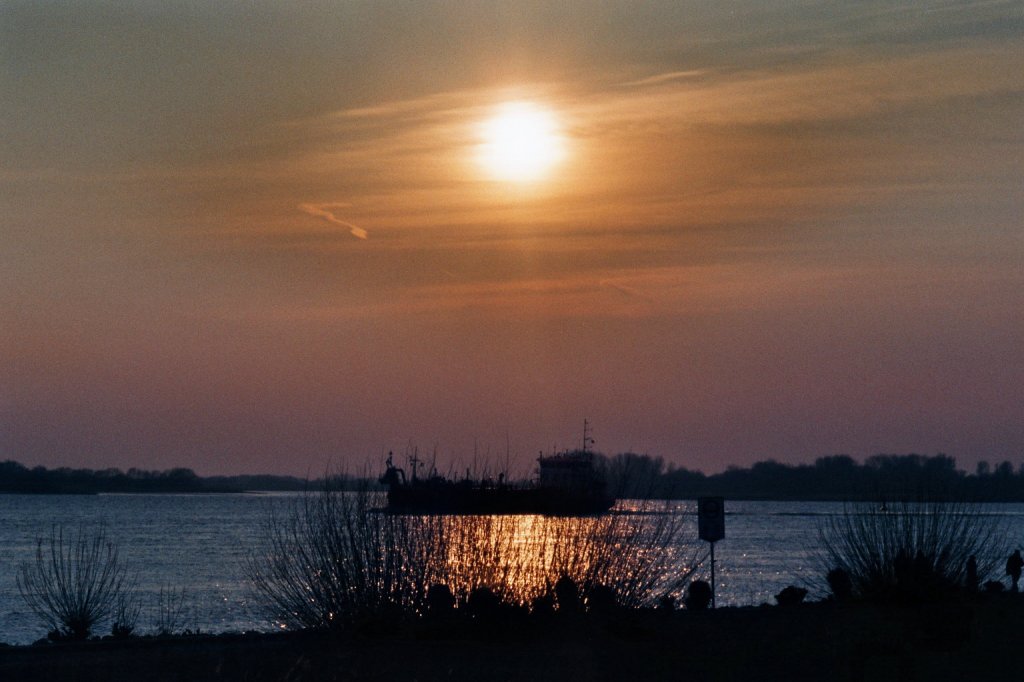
[
  {"xmin": 409, "ymin": 450, "xmax": 421, "ymax": 483},
  {"xmin": 582, "ymin": 419, "xmax": 594, "ymax": 454}
]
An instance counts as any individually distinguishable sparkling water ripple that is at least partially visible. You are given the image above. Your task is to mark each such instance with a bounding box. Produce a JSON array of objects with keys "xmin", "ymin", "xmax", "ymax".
[{"xmin": 2, "ymin": 494, "xmax": 1022, "ymax": 645}]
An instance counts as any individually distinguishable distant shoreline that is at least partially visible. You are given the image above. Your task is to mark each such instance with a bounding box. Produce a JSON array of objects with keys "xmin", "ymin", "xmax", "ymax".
[
  {"xmin": 7, "ymin": 453, "xmax": 1024, "ymax": 501},
  {"xmin": 0, "ymin": 460, "xmax": 378, "ymax": 496}
]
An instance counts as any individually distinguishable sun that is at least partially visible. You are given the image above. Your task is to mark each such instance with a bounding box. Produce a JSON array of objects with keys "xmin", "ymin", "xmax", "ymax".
[{"xmin": 477, "ymin": 101, "xmax": 566, "ymax": 183}]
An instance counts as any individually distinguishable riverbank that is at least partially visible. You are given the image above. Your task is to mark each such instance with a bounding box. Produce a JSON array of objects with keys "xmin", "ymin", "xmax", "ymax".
[{"xmin": 2, "ymin": 594, "xmax": 1022, "ymax": 681}]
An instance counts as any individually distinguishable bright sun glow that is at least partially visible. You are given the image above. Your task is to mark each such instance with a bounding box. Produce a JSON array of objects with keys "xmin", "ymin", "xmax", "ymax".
[{"xmin": 477, "ymin": 101, "xmax": 566, "ymax": 183}]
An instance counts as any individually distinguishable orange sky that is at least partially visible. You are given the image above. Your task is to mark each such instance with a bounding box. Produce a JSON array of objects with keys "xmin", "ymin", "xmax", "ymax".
[{"xmin": 2, "ymin": 2, "xmax": 1022, "ymax": 476}]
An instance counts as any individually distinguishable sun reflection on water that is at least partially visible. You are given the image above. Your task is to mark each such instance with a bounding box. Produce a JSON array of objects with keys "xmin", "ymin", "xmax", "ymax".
[
  {"xmin": 250, "ymin": 492, "xmax": 706, "ymax": 629},
  {"xmin": 424, "ymin": 502, "xmax": 704, "ymax": 608}
]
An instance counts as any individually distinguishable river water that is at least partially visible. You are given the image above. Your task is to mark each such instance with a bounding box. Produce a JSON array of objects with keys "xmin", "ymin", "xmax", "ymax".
[{"xmin": 1, "ymin": 494, "xmax": 1021, "ymax": 645}]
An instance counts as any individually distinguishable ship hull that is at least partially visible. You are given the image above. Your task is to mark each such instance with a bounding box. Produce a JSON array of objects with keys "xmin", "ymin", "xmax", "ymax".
[{"xmin": 385, "ymin": 484, "xmax": 614, "ymax": 516}]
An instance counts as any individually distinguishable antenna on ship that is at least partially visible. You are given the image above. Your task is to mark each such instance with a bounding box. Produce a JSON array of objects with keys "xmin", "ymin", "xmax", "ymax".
[{"xmin": 409, "ymin": 448, "xmax": 421, "ymax": 483}]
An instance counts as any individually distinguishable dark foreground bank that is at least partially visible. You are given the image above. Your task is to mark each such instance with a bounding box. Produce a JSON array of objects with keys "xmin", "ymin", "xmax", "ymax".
[{"xmin": 3, "ymin": 595, "xmax": 1023, "ymax": 682}]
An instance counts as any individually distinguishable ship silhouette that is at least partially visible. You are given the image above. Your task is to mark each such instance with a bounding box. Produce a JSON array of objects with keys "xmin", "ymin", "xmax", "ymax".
[{"xmin": 378, "ymin": 422, "xmax": 614, "ymax": 515}]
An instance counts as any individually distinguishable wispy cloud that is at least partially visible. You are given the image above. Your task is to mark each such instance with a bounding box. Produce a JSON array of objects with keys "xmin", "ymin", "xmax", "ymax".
[
  {"xmin": 599, "ymin": 278, "xmax": 656, "ymax": 303},
  {"xmin": 620, "ymin": 70, "xmax": 707, "ymax": 88},
  {"xmin": 297, "ymin": 202, "xmax": 368, "ymax": 239}
]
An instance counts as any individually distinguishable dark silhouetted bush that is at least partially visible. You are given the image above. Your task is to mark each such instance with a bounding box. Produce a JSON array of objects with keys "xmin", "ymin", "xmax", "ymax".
[
  {"xmin": 827, "ymin": 567, "xmax": 854, "ymax": 602},
  {"xmin": 426, "ymin": 584, "xmax": 455, "ymax": 617},
  {"xmin": 554, "ymin": 574, "xmax": 581, "ymax": 613},
  {"xmin": 530, "ymin": 593, "xmax": 555, "ymax": 619},
  {"xmin": 587, "ymin": 584, "xmax": 617, "ymax": 614},
  {"xmin": 17, "ymin": 526, "xmax": 136, "ymax": 640},
  {"xmin": 111, "ymin": 591, "xmax": 141, "ymax": 638},
  {"xmin": 153, "ymin": 585, "xmax": 190, "ymax": 635},
  {"xmin": 817, "ymin": 499, "xmax": 1008, "ymax": 603},
  {"xmin": 965, "ymin": 555, "xmax": 979, "ymax": 592},
  {"xmin": 775, "ymin": 586, "xmax": 808, "ymax": 607},
  {"xmin": 467, "ymin": 587, "xmax": 502, "ymax": 620},
  {"xmin": 248, "ymin": 485, "xmax": 449, "ymax": 629},
  {"xmin": 248, "ymin": 486, "xmax": 705, "ymax": 630},
  {"xmin": 684, "ymin": 580, "xmax": 712, "ymax": 610}
]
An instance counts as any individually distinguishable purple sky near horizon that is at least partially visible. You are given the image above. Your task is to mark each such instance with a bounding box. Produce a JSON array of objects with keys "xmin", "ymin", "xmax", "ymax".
[{"xmin": 2, "ymin": 1, "xmax": 1022, "ymax": 477}]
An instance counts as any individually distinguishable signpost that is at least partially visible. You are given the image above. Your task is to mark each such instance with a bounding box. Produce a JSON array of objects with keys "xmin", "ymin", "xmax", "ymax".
[{"xmin": 698, "ymin": 496, "xmax": 725, "ymax": 608}]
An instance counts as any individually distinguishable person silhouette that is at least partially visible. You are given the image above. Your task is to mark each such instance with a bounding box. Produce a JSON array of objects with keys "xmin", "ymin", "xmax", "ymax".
[{"xmin": 1006, "ymin": 550, "xmax": 1023, "ymax": 592}]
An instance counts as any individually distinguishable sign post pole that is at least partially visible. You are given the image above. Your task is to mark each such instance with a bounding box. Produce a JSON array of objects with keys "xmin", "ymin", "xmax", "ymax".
[
  {"xmin": 697, "ymin": 496, "xmax": 725, "ymax": 609},
  {"xmin": 710, "ymin": 540, "xmax": 716, "ymax": 609}
]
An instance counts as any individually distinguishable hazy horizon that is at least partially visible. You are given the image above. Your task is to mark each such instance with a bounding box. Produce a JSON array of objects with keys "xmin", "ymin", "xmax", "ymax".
[{"xmin": 3, "ymin": 1, "xmax": 1022, "ymax": 477}]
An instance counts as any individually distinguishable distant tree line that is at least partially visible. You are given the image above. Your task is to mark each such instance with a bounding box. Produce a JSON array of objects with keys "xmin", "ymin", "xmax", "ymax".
[
  {"xmin": 0, "ymin": 461, "xmax": 372, "ymax": 495},
  {"xmin": 7, "ymin": 453, "xmax": 1024, "ymax": 500},
  {"xmin": 602, "ymin": 453, "xmax": 1024, "ymax": 502}
]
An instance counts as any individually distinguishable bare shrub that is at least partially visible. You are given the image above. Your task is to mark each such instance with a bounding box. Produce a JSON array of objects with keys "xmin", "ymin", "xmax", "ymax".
[
  {"xmin": 17, "ymin": 525, "xmax": 136, "ymax": 640},
  {"xmin": 112, "ymin": 591, "xmax": 142, "ymax": 638},
  {"xmin": 247, "ymin": 489, "xmax": 703, "ymax": 630},
  {"xmin": 520, "ymin": 502, "xmax": 705, "ymax": 609},
  {"xmin": 817, "ymin": 499, "xmax": 1009, "ymax": 602},
  {"xmin": 153, "ymin": 586, "xmax": 190, "ymax": 635},
  {"xmin": 247, "ymin": 487, "xmax": 442, "ymax": 629}
]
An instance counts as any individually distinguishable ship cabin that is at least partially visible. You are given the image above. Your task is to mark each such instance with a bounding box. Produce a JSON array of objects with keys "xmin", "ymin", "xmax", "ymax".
[{"xmin": 537, "ymin": 450, "xmax": 606, "ymax": 495}]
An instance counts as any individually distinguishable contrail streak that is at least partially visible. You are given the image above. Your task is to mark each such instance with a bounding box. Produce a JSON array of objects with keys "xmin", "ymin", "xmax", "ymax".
[{"xmin": 298, "ymin": 202, "xmax": 368, "ymax": 240}]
